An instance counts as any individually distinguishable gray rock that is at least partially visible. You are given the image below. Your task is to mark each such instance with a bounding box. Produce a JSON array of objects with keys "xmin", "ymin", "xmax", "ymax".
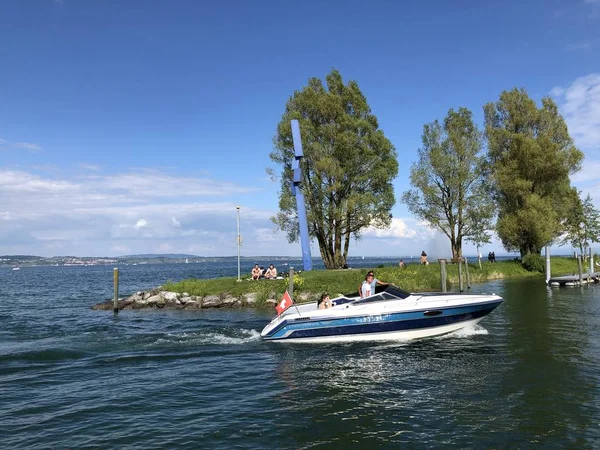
[
  {"xmin": 222, "ymin": 295, "xmax": 241, "ymax": 307},
  {"xmin": 128, "ymin": 291, "xmax": 144, "ymax": 302},
  {"xmin": 202, "ymin": 295, "xmax": 222, "ymax": 308},
  {"xmin": 161, "ymin": 291, "xmax": 180, "ymax": 302},
  {"xmin": 243, "ymin": 292, "xmax": 258, "ymax": 305},
  {"xmin": 146, "ymin": 294, "xmax": 163, "ymax": 306}
]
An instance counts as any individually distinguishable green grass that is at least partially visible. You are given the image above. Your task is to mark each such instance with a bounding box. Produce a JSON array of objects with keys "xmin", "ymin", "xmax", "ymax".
[{"xmin": 162, "ymin": 256, "xmax": 582, "ymax": 301}]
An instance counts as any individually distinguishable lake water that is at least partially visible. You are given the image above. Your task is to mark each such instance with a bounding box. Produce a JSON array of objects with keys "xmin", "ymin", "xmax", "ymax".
[{"xmin": 1, "ymin": 260, "xmax": 599, "ymax": 448}]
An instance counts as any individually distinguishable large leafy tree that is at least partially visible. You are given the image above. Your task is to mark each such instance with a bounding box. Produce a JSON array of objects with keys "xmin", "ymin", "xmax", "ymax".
[
  {"xmin": 269, "ymin": 69, "xmax": 398, "ymax": 269},
  {"xmin": 561, "ymin": 191, "xmax": 600, "ymax": 259},
  {"xmin": 402, "ymin": 107, "xmax": 493, "ymax": 259},
  {"xmin": 484, "ymin": 89, "xmax": 584, "ymax": 257}
]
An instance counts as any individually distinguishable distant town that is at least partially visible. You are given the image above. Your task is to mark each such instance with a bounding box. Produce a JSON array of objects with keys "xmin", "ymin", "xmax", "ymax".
[{"xmin": 0, "ymin": 254, "xmax": 305, "ymax": 268}]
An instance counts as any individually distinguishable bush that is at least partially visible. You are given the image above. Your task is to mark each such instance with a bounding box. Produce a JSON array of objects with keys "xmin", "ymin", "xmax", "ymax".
[{"xmin": 522, "ymin": 254, "xmax": 545, "ymax": 273}]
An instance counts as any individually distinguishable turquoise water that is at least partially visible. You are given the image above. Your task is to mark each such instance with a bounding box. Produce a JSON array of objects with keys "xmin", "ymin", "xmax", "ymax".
[{"xmin": 1, "ymin": 262, "xmax": 599, "ymax": 448}]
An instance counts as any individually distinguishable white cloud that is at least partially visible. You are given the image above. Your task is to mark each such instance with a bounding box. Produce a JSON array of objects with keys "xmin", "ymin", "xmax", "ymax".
[
  {"xmin": 551, "ymin": 73, "xmax": 600, "ymax": 149},
  {"xmin": 363, "ymin": 218, "xmax": 417, "ymax": 239},
  {"xmin": 171, "ymin": 217, "xmax": 181, "ymax": 228},
  {"xmin": 110, "ymin": 245, "xmax": 130, "ymax": 254},
  {"xmin": 571, "ymin": 161, "xmax": 600, "ymax": 183},
  {"xmin": 14, "ymin": 142, "xmax": 42, "ymax": 151},
  {"xmin": 157, "ymin": 243, "xmax": 173, "ymax": 253},
  {"xmin": 134, "ymin": 219, "xmax": 148, "ymax": 229},
  {"xmin": 0, "ymin": 138, "xmax": 43, "ymax": 152}
]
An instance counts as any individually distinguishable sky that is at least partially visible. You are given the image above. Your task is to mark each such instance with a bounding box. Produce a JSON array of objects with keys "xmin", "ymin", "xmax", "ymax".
[{"xmin": 1, "ymin": 0, "xmax": 599, "ymax": 259}]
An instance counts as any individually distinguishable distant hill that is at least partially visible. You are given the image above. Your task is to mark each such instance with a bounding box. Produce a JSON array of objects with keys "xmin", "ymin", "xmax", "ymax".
[
  {"xmin": 120, "ymin": 254, "xmax": 201, "ymax": 259},
  {"xmin": 0, "ymin": 255, "xmax": 41, "ymax": 260}
]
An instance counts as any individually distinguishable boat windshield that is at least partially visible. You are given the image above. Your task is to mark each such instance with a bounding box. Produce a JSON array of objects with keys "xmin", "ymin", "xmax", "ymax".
[{"xmin": 349, "ymin": 285, "xmax": 411, "ymax": 305}]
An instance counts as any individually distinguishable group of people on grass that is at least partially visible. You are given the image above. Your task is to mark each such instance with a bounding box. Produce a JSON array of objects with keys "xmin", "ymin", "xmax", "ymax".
[{"xmin": 251, "ymin": 264, "xmax": 277, "ymax": 280}]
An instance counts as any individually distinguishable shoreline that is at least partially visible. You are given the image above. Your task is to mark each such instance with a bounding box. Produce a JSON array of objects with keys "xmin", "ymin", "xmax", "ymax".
[{"xmin": 91, "ymin": 286, "xmax": 319, "ymax": 311}]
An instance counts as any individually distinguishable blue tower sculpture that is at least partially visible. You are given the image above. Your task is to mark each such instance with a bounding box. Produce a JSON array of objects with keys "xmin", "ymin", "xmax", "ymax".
[{"xmin": 290, "ymin": 120, "xmax": 313, "ymax": 271}]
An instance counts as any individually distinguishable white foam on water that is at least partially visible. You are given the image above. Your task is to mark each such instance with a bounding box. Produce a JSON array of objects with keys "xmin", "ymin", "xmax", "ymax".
[
  {"xmin": 152, "ymin": 329, "xmax": 261, "ymax": 346},
  {"xmin": 443, "ymin": 324, "xmax": 489, "ymax": 338},
  {"xmin": 202, "ymin": 329, "xmax": 261, "ymax": 345}
]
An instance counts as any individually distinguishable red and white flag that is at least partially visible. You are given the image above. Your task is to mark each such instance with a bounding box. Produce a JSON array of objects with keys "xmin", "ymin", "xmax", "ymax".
[{"xmin": 275, "ymin": 290, "xmax": 293, "ymax": 315}]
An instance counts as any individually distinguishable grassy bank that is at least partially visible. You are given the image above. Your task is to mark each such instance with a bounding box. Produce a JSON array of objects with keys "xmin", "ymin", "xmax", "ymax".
[{"xmin": 162, "ymin": 256, "xmax": 581, "ymax": 302}]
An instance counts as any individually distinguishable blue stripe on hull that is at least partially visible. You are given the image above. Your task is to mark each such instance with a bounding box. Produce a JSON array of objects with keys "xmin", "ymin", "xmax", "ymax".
[{"xmin": 263, "ymin": 301, "xmax": 501, "ymax": 341}]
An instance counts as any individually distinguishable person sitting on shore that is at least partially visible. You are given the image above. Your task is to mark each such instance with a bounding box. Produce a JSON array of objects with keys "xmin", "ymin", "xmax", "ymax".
[
  {"xmin": 251, "ymin": 264, "xmax": 261, "ymax": 280},
  {"xmin": 317, "ymin": 292, "xmax": 332, "ymax": 310},
  {"xmin": 398, "ymin": 259, "xmax": 406, "ymax": 268},
  {"xmin": 264, "ymin": 264, "xmax": 277, "ymax": 279}
]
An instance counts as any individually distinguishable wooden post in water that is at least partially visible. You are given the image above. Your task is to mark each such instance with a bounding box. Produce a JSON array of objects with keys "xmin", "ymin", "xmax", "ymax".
[
  {"xmin": 439, "ymin": 259, "xmax": 447, "ymax": 292},
  {"xmin": 288, "ymin": 267, "xmax": 294, "ymax": 299},
  {"xmin": 590, "ymin": 248, "xmax": 595, "ymax": 275},
  {"xmin": 458, "ymin": 258, "xmax": 464, "ymax": 292},
  {"xmin": 464, "ymin": 257, "xmax": 471, "ymax": 289},
  {"xmin": 545, "ymin": 246, "xmax": 551, "ymax": 285},
  {"xmin": 113, "ymin": 267, "xmax": 119, "ymax": 314},
  {"xmin": 577, "ymin": 256, "xmax": 583, "ymax": 285}
]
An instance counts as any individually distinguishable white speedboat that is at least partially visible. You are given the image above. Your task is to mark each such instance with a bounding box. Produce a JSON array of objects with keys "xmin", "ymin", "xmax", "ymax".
[{"xmin": 261, "ymin": 285, "xmax": 503, "ymax": 342}]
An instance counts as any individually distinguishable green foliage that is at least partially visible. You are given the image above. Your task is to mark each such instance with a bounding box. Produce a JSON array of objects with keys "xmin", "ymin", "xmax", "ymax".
[
  {"xmin": 484, "ymin": 89, "xmax": 584, "ymax": 257},
  {"xmin": 561, "ymin": 192, "xmax": 600, "ymax": 257},
  {"xmin": 521, "ymin": 254, "xmax": 545, "ymax": 273},
  {"xmin": 402, "ymin": 107, "xmax": 493, "ymax": 259},
  {"xmin": 268, "ymin": 69, "xmax": 398, "ymax": 269},
  {"xmin": 292, "ymin": 273, "xmax": 304, "ymax": 286}
]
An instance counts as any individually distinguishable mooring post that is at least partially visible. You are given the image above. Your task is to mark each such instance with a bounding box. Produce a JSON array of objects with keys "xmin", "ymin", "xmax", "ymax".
[
  {"xmin": 545, "ymin": 246, "xmax": 551, "ymax": 285},
  {"xmin": 577, "ymin": 256, "xmax": 583, "ymax": 285},
  {"xmin": 464, "ymin": 257, "xmax": 471, "ymax": 289},
  {"xmin": 288, "ymin": 267, "xmax": 294, "ymax": 299},
  {"xmin": 458, "ymin": 258, "xmax": 464, "ymax": 292},
  {"xmin": 113, "ymin": 267, "xmax": 119, "ymax": 314},
  {"xmin": 439, "ymin": 259, "xmax": 447, "ymax": 292},
  {"xmin": 590, "ymin": 248, "xmax": 595, "ymax": 274}
]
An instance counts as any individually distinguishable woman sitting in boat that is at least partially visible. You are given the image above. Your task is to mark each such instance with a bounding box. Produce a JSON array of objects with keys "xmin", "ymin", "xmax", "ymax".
[
  {"xmin": 264, "ymin": 264, "xmax": 277, "ymax": 279},
  {"xmin": 317, "ymin": 292, "xmax": 332, "ymax": 309}
]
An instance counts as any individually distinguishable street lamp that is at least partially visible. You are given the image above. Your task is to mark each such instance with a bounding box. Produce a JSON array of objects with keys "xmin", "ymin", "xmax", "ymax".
[{"xmin": 236, "ymin": 205, "xmax": 242, "ymax": 282}]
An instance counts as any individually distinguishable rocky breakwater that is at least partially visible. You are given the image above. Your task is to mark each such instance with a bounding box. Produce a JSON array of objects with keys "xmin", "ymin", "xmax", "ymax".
[{"xmin": 92, "ymin": 287, "xmax": 317, "ymax": 311}]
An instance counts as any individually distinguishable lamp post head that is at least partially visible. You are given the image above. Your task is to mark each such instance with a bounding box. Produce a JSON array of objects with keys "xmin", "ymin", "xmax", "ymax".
[{"xmin": 236, "ymin": 205, "xmax": 240, "ymax": 210}]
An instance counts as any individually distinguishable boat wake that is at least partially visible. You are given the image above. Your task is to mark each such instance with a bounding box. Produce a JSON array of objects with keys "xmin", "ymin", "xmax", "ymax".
[
  {"xmin": 152, "ymin": 328, "xmax": 261, "ymax": 346},
  {"xmin": 442, "ymin": 324, "xmax": 489, "ymax": 338}
]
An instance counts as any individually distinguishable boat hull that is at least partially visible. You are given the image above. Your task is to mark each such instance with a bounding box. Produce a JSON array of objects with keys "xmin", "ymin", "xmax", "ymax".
[{"xmin": 261, "ymin": 296, "xmax": 502, "ymax": 343}]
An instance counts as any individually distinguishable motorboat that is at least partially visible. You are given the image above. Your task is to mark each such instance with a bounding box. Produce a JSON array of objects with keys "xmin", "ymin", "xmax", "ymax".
[{"xmin": 261, "ymin": 285, "xmax": 503, "ymax": 342}]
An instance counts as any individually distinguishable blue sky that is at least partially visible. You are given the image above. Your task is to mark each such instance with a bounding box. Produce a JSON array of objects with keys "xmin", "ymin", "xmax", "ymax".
[{"xmin": 1, "ymin": 0, "xmax": 599, "ymax": 258}]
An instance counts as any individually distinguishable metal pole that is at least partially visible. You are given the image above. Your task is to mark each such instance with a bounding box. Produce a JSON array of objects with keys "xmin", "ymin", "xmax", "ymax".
[
  {"xmin": 288, "ymin": 267, "xmax": 294, "ymax": 299},
  {"xmin": 590, "ymin": 247, "xmax": 594, "ymax": 274},
  {"xmin": 458, "ymin": 258, "xmax": 464, "ymax": 292},
  {"xmin": 544, "ymin": 246, "xmax": 551, "ymax": 285},
  {"xmin": 113, "ymin": 267, "xmax": 119, "ymax": 314},
  {"xmin": 464, "ymin": 257, "xmax": 471, "ymax": 289},
  {"xmin": 439, "ymin": 259, "xmax": 447, "ymax": 293},
  {"xmin": 577, "ymin": 255, "xmax": 583, "ymax": 285},
  {"xmin": 236, "ymin": 206, "xmax": 241, "ymax": 282}
]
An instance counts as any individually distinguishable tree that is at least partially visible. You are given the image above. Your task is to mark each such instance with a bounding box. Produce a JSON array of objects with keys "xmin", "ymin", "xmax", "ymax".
[
  {"xmin": 484, "ymin": 88, "xmax": 584, "ymax": 257},
  {"xmin": 402, "ymin": 108, "xmax": 494, "ymax": 259},
  {"xmin": 561, "ymin": 192, "xmax": 600, "ymax": 259},
  {"xmin": 269, "ymin": 69, "xmax": 398, "ymax": 269}
]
